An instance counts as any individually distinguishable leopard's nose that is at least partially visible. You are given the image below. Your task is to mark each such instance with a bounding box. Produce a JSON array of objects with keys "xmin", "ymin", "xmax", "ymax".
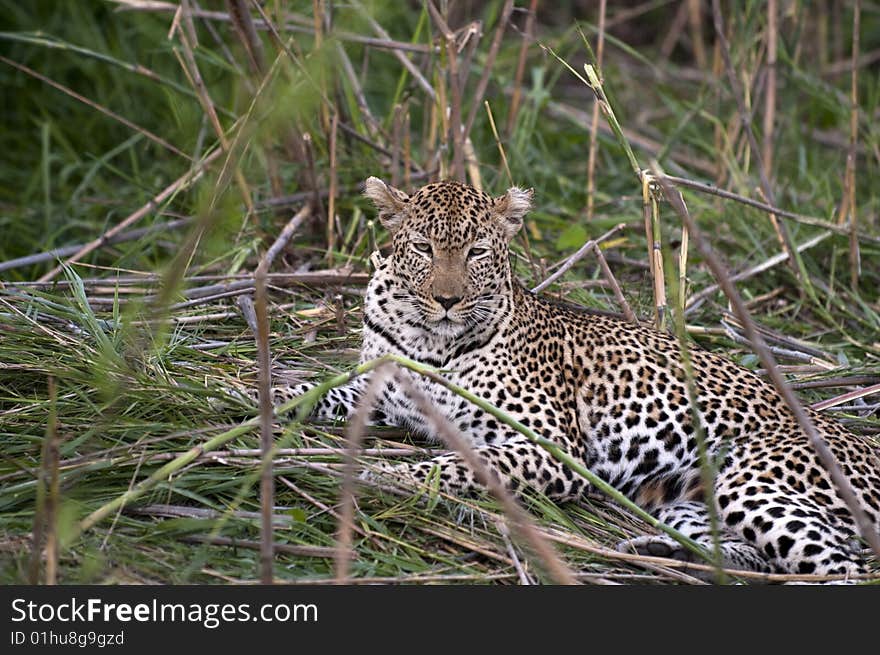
[{"xmin": 434, "ymin": 295, "xmax": 461, "ymax": 310}]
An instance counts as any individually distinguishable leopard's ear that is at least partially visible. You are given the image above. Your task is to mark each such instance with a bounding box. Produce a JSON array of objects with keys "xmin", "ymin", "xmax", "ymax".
[
  {"xmin": 364, "ymin": 176, "xmax": 409, "ymax": 234},
  {"xmin": 492, "ymin": 187, "xmax": 533, "ymax": 241}
]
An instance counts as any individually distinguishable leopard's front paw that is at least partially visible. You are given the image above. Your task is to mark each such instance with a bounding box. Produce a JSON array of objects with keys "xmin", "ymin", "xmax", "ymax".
[{"xmin": 358, "ymin": 462, "xmax": 424, "ymax": 489}]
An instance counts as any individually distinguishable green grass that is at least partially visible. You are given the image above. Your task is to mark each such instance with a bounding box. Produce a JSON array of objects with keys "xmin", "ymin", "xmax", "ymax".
[{"xmin": 1, "ymin": 1, "xmax": 878, "ymax": 584}]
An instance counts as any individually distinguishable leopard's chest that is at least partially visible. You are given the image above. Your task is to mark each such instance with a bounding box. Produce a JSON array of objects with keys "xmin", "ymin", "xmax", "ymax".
[{"xmin": 360, "ymin": 318, "xmax": 523, "ymax": 445}]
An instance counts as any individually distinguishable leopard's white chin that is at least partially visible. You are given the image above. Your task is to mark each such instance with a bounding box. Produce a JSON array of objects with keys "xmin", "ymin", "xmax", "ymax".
[{"xmin": 424, "ymin": 315, "xmax": 467, "ymax": 337}]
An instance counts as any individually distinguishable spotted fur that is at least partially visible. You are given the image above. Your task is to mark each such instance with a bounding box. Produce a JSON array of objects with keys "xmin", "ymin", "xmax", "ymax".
[{"xmin": 276, "ymin": 177, "xmax": 880, "ymax": 578}]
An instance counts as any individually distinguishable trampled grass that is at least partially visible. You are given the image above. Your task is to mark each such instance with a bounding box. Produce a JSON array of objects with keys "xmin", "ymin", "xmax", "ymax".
[{"xmin": 1, "ymin": 1, "xmax": 878, "ymax": 584}]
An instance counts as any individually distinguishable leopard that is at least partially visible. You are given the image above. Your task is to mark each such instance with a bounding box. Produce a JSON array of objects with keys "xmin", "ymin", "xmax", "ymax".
[{"xmin": 269, "ymin": 176, "xmax": 880, "ymax": 579}]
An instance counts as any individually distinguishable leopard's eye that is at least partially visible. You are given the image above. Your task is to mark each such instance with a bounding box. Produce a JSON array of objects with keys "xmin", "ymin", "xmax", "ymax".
[
  {"xmin": 412, "ymin": 242, "xmax": 432, "ymax": 256},
  {"xmin": 468, "ymin": 246, "xmax": 489, "ymax": 259}
]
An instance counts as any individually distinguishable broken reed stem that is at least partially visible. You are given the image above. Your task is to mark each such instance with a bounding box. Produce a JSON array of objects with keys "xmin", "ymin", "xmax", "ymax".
[
  {"xmin": 641, "ymin": 174, "xmax": 667, "ymax": 329},
  {"xmin": 463, "ymin": 0, "xmax": 514, "ymax": 140},
  {"xmin": 763, "ymin": 0, "xmax": 777, "ymax": 179},
  {"xmin": 506, "ymin": 0, "xmax": 537, "ymax": 134},
  {"xmin": 37, "ymin": 148, "xmax": 223, "ymax": 283},
  {"xmin": 586, "ymin": 0, "xmax": 607, "ymax": 220},
  {"xmin": 335, "ymin": 366, "xmax": 392, "ymax": 583},
  {"xmin": 253, "ymin": 204, "xmax": 311, "ymax": 584},
  {"xmin": 590, "ymin": 242, "xmax": 637, "ymax": 323},
  {"xmin": 531, "ymin": 223, "xmax": 626, "ymax": 294},
  {"xmin": 391, "ymin": 371, "xmax": 578, "ymax": 585},
  {"xmin": 710, "ymin": 0, "xmax": 799, "ymax": 280},
  {"xmin": 654, "ymin": 170, "xmax": 880, "ymax": 558}
]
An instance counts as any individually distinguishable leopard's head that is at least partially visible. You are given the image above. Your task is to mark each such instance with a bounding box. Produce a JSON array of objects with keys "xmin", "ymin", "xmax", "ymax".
[{"xmin": 365, "ymin": 177, "xmax": 532, "ymax": 336}]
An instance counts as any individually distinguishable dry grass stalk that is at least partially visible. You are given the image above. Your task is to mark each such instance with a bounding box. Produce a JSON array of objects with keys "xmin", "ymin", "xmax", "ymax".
[
  {"xmin": 327, "ymin": 112, "xmax": 339, "ymax": 264},
  {"xmin": 173, "ymin": 4, "xmax": 254, "ymax": 214},
  {"xmin": 253, "ymin": 204, "xmax": 312, "ymax": 583},
  {"xmin": 754, "ymin": 187, "xmax": 793, "ymax": 276},
  {"xmin": 762, "ymin": 0, "xmax": 777, "ymax": 179},
  {"xmin": 506, "ymin": 0, "xmax": 537, "ymax": 134},
  {"xmin": 685, "ymin": 230, "xmax": 832, "ymax": 313},
  {"xmin": 810, "ymin": 382, "xmax": 880, "ymax": 412},
  {"xmin": 845, "ymin": 1, "xmax": 861, "ymax": 288},
  {"xmin": 28, "ymin": 376, "xmax": 60, "ymax": 584},
  {"xmin": 532, "ymin": 223, "xmax": 626, "ymax": 294},
  {"xmin": 0, "ymin": 217, "xmax": 193, "ymax": 274},
  {"xmin": 485, "ymin": 101, "xmax": 513, "ymax": 186},
  {"xmin": 334, "ymin": 365, "xmax": 393, "ymax": 583},
  {"xmin": 334, "ymin": 41, "xmax": 382, "ymax": 140},
  {"xmin": 586, "ymin": 0, "xmax": 607, "ymax": 220},
  {"xmin": 659, "ymin": 1, "xmax": 690, "ymax": 60},
  {"xmin": 227, "ymin": 0, "xmax": 265, "ymax": 74},
  {"xmin": 655, "ymin": 170, "xmax": 880, "ymax": 559},
  {"xmin": 687, "ymin": 0, "xmax": 707, "ymax": 69}
]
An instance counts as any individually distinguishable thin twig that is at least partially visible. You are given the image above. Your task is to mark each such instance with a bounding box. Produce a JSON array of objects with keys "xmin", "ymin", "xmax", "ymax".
[
  {"xmin": 762, "ymin": 0, "xmax": 777, "ymax": 179},
  {"xmin": 36, "ymin": 149, "xmax": 223, "ymax": 283},
  {"xmin": 664, "ymin": 174, "xmax": 879, "ymax": 243},
  {"xmin": 334, "ymin": 366, "xmax": 393, "ymax": 583},
  {"xmin": 532, "ymin": 224, "xmax": 626, "ymax": 293},
  {"xmin": 0, "ymin": 217, "xmax": 193, "ymax": 274},
  {"xmin": 685, "ymin": 230, "xmax": 832, "ymax": 313},
  {"xmin": 810, "ymin": 382, "xmax": 880, "ymax": 412},
  {"xmin": 590, "ymin": 242, "xmax": 636, "ymax": 323}
]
